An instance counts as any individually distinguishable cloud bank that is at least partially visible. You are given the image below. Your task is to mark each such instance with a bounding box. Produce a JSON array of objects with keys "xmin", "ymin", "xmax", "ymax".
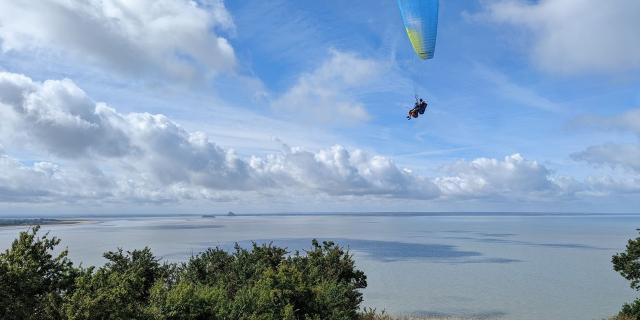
[
  {"xmin": 0, "ymin": 71, "xmax": 604, "ymax": 205},
  {"xmin": 0, "ymin": 72, "xmax": 640, "ymax": 203},
  {"xmin": 435, "ymin": 154, "xmax": 571, "ymax": 200},
  {"xmin": 0, "ymin": 71, "xmax": 438, "ymax": 202}
]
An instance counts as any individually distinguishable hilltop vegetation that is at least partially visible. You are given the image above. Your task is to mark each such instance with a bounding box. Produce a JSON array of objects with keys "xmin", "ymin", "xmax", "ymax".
[{"xmin": 0, "ymin": 226, "xmax": 370, "ymax": 320}]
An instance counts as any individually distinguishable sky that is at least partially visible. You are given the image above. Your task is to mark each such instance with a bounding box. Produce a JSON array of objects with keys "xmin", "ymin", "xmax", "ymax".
[{"xmin": 0, "ymin": 0, "xmax": 639, "ymax": 215}]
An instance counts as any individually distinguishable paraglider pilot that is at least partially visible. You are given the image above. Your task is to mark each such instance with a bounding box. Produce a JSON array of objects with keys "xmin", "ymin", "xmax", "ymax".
[{"xmin": 407, "ymin": 98, "xmax": 428, "ymax": 120}]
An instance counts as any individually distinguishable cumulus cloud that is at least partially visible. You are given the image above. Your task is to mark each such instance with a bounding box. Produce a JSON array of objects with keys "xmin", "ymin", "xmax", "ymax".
[
  {"xmin": 0, "ymin": 73, "xmax": 132, "ymax": 157},
  {"xmin": 0, "ymin": 71, "xmax": 264, "ymax": 194},
  {"xmin": 0, "ymin": 0, "xmax": 236, "ymax": 79},
  {"xmin": 434, "ymin": 154, "xmax": 572, "ymax": 200},
  {"xmin": 0, "ymin": 149, "xmax": 114, "ymax": 203},
  {"xmin": 0, "ymin": 71, "xmax": 439, "ymax": 203},
  {"xmin": 0, "ymin": 153, "xmax": 64, "ymax": 202},
  {"xmin": 583, "ymin": 175, "xmax": 640, "ymax": 196},
  {"xmin": 251, "ymin": 144, "xmax": 440, "ymax": 199},
  {"xmin": 475, "ymin": 0, "xmax": 640, "ymax": 74},
  {"xmin": 2, "ymin": 71, "xmax": 634, "ymax": 205},
  {"xmin": 272, "ymin": 50, "xmax": 380, "ymax": 124}
]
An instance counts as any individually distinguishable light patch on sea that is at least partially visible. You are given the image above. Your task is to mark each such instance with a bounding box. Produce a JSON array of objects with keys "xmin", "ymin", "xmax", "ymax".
[{"xmin": 0, "ymin": 213, "xmax": 638, "ymax": 320}]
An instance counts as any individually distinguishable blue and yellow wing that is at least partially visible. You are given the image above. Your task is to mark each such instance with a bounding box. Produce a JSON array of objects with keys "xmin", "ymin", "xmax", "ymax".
[{"xmin": 397, "ymin": 0, "xmax": 439, "ymax": 60}]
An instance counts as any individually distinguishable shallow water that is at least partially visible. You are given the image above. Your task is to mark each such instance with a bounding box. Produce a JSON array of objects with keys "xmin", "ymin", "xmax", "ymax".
[{"xmin": 0, "ymin": 213, "xmax": 637, "ymax": 320}]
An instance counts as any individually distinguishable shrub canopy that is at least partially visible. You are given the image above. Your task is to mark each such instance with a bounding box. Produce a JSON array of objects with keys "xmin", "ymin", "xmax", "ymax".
[{"xmin": 0, "ymin": 227, "xmax": 367, "ymax": 320}]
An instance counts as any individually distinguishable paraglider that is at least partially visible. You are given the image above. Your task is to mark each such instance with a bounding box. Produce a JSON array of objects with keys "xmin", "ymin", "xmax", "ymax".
[
  {"xmin": 397, "ymin": 0, "xmax": 439, "ymax": 120},
  {"xmin": 407, "ymin": 98, "xmax": 428, "ymax": 120}
]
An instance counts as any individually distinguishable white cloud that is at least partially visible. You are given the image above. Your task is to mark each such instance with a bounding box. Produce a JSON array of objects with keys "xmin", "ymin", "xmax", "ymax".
[
  {"xmin": 0, "ymin": 71, "xmax": 264, "ymax": 193},
  {"xmin": 583, "ymin": 175, "xmax": 640, "ymax": 196},
  {"xmin": 0, "ymin": 71, "xmax": 438, "ymax": 202},
  {"xmin": 272, "ymin": 50, "xmax": 380, "ymax": 124},
  {"xmin": 572, "ymin": 144, "xmax": 640, "ymax": 172},
  {"xmin": 476, "ymin": 0, "xmax": 640, "ymax": 74},
  {"xmin": 251, "ymin": 144, "xmax": 440, "ymax": 199},
  {"xmin": 0, "ymin": 153, "xmax": 62, "ymax": 202},
  {"xmin": 0, "ymin": 149, "xmax": 114, "ymax": 203},
  {"xmin": 1, "ymin": 71, "xmax": 636, "ymax": 206},
  {"xmin": 435, "ymin": 154, "xmax": 573, "ymax": 200},
  {"xmin": 569, "ymin": 108, "xmax": 640, "ymax": 197},
  {"xmin": 0, "ymin": 0, "xmax": 235, "ymax": 80},
  {"xmin": 0, "ymin": 73, "xmax": 133, "ymax": 158},
  {"xmin": 571, "ymin": 108, "xmax": 640, "ymax": 172}
]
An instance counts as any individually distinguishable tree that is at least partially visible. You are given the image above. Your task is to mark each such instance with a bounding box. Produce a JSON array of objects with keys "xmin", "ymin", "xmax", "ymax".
[
  {"xmin": 170, "ymin": 240, "xmax": 367, "ymax": 320},
  {"xmin": 0, "ymin": 227, "xmax": 370, "ymax": 320},
  {"xmin": 0, "ymin": 226, "xmax": 77, "ymax": 320},
  {"xmin": 613, "ymin": 230, "xmax": 640, "ymax": 319},
  {"xmin": 63, "ymin": 248, "xmax": 170, "ymax": 320}
]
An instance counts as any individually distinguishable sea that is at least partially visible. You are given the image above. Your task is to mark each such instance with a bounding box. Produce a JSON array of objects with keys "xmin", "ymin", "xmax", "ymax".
[{"xmin": 0, "ymin": 213, "xmax": 638, "ymax": 320}]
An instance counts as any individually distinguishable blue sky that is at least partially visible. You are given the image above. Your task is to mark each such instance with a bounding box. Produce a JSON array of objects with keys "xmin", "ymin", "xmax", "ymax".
[{"xmin": 0, "ymin": 0, "xmax": 639, "ymax": 214}]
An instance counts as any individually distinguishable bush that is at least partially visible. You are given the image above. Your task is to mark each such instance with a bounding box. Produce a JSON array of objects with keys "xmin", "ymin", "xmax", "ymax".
[
  {"xmin": 0, "ymin": 226, "xmax": 369, "ymax": 320},
  {"xmin": 0, "ymin": 226, "xmax": 77, "ymax": 320},
  {"xmin": 613, "ymin": 230, "xmax": 640, "ymax": 320},
  {"xmin": 63, "ymin": 247, "xmax": 170, "ymax": 320},
  {"xmin": 618, "ymin": 299, "xmax": 640, "ymax": 319}
]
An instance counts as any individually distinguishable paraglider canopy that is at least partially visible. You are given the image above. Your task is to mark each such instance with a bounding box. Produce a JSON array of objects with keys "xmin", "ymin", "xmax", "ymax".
[{"xmin": 397, "ymin": 0, "xmax": 439, "ymax": 60}]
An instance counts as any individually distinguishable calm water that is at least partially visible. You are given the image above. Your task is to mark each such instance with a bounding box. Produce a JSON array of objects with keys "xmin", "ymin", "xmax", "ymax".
[{"xmin": 1, "ymin": 213, "xmax": 638, "ymax": 320}]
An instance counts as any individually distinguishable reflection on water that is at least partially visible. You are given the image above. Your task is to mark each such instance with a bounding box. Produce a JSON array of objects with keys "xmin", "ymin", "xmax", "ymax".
[
  {"xmin": 443, "ymin": 235, "xmax": 609, "ymax": 250},
  {"xmin": 476, "ymin": 233, "xmax": 517, "ymax": 238},
  {"xmin": 129, "ymin": 224, "xmax": 223, "ymax": 230},
  {"xmin": 196, "ymin": 238, "xmax": 520, "ymax": 264}
]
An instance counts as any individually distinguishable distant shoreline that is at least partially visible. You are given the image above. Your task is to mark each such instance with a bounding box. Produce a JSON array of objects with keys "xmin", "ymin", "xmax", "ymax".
[
  {"xmin": 0, "ymin": 218, "xmax": 86, "ymax": 227},
  {"xmin": 1, "ymin": 211, "xmax": 639, "ymax": 220},
  {"xmin": 216, "ymin": 211, "xmax": 640, "ymax": 217}
]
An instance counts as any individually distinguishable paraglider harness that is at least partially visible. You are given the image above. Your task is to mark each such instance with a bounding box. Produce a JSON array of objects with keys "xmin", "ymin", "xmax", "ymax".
[{"xmin": 407, "ymin": 96, "xmax": 428, "ymax": 120}]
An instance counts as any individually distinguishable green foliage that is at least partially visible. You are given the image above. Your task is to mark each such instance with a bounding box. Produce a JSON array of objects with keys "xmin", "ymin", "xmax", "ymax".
[
  {"xmin": 64, "ymin": 247, "xmax": 170, "ymax": 320},
  {"xmin": 0, "ymin": 226, "xmax": 77, "ymax": 320},
  {"xmin": 613, "ymin": 231, "xmax": 640, "ymax": 291},
  {"xmin": 160, "ymin": 240, "xmax": 367, "ymax": 320},
  {"xmin": 0, "ymin": 226, "xmax": 370, "ymax": 320},
  {"xmin": 618, "ymin": 299, "xmax": 640, "ymax": 320},
  {"xmin": 613, "ymin": 230, "xmax": 640, "ymax": 320},
  {"xmin": 146, "ymin": 281, "xmax": 226, "ymax": 320}
]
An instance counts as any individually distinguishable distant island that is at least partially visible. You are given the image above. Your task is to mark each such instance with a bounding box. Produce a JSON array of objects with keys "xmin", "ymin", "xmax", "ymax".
[
  {"xmin": 0, "ymin": 218, "xmax": 82, "ymax": 227},
  {"xmin": 201, "ymin": 212, "xmax": 235, "ymax": 218}
]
